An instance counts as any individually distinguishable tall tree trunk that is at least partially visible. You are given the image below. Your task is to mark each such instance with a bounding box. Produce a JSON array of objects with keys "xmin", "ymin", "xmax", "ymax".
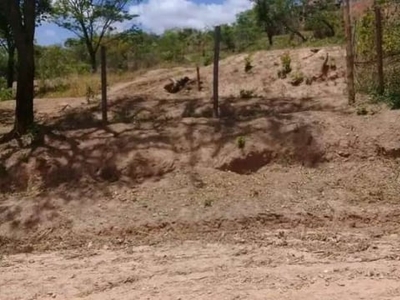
[
  {"xmin": 14, "ymin": 43, "xmax": 34, "ymax": 134},
  {"xmin": 267, "ymin": 28, "xmax": 274, "ymax": 46},
  {"xmin": 263, "ymin": 24, "xmax": 274, "ymax": 46},
  {"xmin": 85, "ymin": 41, "xmax": 97, "ymax": 73},
  {"xmin": 6, "ymin": 44, "xmax": 15, "ymax": 89},
  {"xmin": 267, "ymin": 34, "xmax": 273, "ymax": 46},
  {"xmin": 89, "ymin": 50, "xmax": 97, "ymax": 73},
  {"xmin": 1, "ymin": 0, "xmax": 37, "ymax": 136}
]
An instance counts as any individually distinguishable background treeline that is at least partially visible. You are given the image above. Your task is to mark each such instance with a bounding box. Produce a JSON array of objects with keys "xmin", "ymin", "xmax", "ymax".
[
  {"xmin": 0, "ymin": 0, "xmax": 346, "ymax": 99},
  {"xmin": 2, "ymin": 0, "xmax": 394, "ymax": 100}
]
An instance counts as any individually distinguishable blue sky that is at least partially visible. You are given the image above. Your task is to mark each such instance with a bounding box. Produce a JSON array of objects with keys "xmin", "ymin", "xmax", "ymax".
[{"xmin": 36, "ymin": 0, "xmax": 253, "ymax": 46}]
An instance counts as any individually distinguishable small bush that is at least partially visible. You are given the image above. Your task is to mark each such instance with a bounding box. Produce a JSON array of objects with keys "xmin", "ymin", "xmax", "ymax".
[
  {"xmin": 290, "ymin": 71, "xmax": 304, "ymax": 86},
  {"xmin": 369, "ymin": 67, "xmax": 400, "ymax": 109},
  {"xmin": 356, "ymin": 106, "xmax": 368, "ymax": 115},
  {"xmin": 373, "ymin": 90, "xmax": 400, "ymax": 109},
  {"xmin": 0, "ymin": 77, "xmax": 7, "ymax": 88},
  {"xmin": 244, "ymin": 55, "xmax": 253, "ymax": 73},
  {"xmin": 277, "ymin": 52, "xmax": 292, "ymax": 79},
  {"xmin": 85, "ymin": 85, "xmax": 96, "ymax": 103},
  {"xmin": 204, "ymin": 199, "xmax": 213, "ymax": 207},
  {"xmin": 203, "ymin": 53, "xmax": 213, "ymax": 66},
  {"xmin": 237, "ymin": 136, "xmax": 246, "ymax": 149},
  {"xmin": 0, "ymin": 88, "xmax": 13, "ymax": 101},
  {"xmin": 281, "ymin": 52, "xmax": 292, "ymax": 74},
  {"xmin": 0, "ymin": 77, "xmax": 12, "ymax": 101},
  {"xmin": 239, "ymin": 89, "xmax": 256, "ymax": 99}
]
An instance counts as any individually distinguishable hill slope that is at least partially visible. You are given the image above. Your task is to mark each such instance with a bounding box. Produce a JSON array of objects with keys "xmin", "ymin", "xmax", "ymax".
[{"xmin": 2, "ymin": 46, "xmax": 400, "ymax": 299}]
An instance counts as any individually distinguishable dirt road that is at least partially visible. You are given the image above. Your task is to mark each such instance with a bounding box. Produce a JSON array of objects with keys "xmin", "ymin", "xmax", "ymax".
[{"xmin": 2, "ymin": 226, "xmax": 400, "ymax": 300}]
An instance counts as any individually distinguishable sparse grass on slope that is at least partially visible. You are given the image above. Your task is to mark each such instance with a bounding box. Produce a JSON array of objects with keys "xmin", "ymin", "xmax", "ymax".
[
  {"xmin": 37, "ymin": 72, "xmax": 140, "ymax": 99},
  {"xmin": 36, "ymin": 34, "xmax": 344, "ymax": 99}
]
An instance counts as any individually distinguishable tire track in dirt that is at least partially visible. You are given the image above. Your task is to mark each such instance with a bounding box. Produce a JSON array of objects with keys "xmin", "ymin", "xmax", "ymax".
[
  {"xmin": 2, "ymin": 235, "xmax": 400, "ymax": 300},
  {"xmin": 2, "ymin": 209, "xmax": 400, "ymax": 255}
]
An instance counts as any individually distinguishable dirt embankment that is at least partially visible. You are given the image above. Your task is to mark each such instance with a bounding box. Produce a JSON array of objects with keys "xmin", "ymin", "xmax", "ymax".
[
  {"xmin": 2, "ymin": 45, "xmax": 400, "ymax": 299},
  {"xmin": 0, "ymin": 46, "xmax": 399, "ymax": 254}
]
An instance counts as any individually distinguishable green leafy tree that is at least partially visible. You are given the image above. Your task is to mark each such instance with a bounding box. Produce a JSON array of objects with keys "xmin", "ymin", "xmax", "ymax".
[
  {"xmin": 221, "ymin": 24, "xmax": 236, "ymax": 52},
  {"xmin": 51, "ymin": 0, "xmax": 140, "ymax": 73},
  {"xmin": 101, "ymin": 35, "xmax": 131, "ymax": 70},
  {"xmin": 0, "ymin": 0, "xmax": 51, "ymax": 135},
  {"xmin": 158, "ymin": 30, "xmax": 185, "ymax": 62},
  {"xmin": 252, "ymin": 0, "xmax": 278, "ymax": 45},
  {"xmin": 116, "ymin": 28, "xmax": 161, "ymax": 69},
  {"xmin": 253, "ymin": 0, "xmax": 306, "ymax": 44},
  {"xmin": 0, "ymin": 11, "xmax": 15, "ymax": 88},
  {"xmin": 64, "ymin": 37, "xmax": 91, "ymax": 66},
  {"xmin": 0, "ymin": 51, "xmax": 7, "ymax": 79},
  {"xmin": 303, "ymin": 0, "xmax": 341, "ymax": 39},
  {"xmin": 36, "ymin": 45, "xmax": 77, "ymax": 79},
  {"xmin": 234, "ymin": 9, "xmax": 265, "ymax": 50}
]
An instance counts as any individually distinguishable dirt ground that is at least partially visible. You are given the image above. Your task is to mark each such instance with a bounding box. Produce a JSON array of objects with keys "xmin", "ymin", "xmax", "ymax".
[
  {"xmin": 1, "ymin": 46, "xmax": 400, "ymax": 299},
  {"xmin": 3, "ymin": 229, "xmax": 400, "ymax": 300}
]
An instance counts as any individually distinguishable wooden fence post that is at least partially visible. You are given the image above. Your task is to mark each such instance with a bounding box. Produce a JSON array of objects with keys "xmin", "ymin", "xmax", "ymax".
[
  {"xmin": 343, "ymin": 0, "xmax": 356, "ymax": 105},
  {"xmin": 375, "ymin": 4, "xmax": 384, "ymax": 95},
  {"xmin": 101, "ymin": 46, "xmax": 108, "ymax": 124},
  {"xmin": 213, "ymin": 25, "xmax": 221, "ymax": 118},
  {"xmin": 196, "ymin": 65, "xmax": 201, "ymax": 91}
]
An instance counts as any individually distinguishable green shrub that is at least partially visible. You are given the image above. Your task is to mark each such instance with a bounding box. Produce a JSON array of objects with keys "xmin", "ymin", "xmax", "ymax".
[
  {"xmin": 244, "ymin": 55, "xmax": 253, "ymax": 73},
  {"xmin": 373, "ymin": 91, "xmax": 400, "ymax": 109},
  {"xmin": 0, "ymin": 77, "xmax": 7, "ymax": 89},
  {"xmin": 356, "ymin": 105, "xmax": 368, "ymax": 115},
  {"xmin": 239, "ymin": 89, "xmax": 256, "ymax": 99},
  {"xmin": 203, "ymin": 53, "xmax": 213, "ymax": 66},
  {"xmin": 0, "ymin": 88, "xmax": 13, "ymax": 101},
  {"xmin": 277, "ymin": 52, "xmax": 292, "ymax": 79},
  {"xmin": 355, "ymin": 4, "xmax": 400, "ymax": 109},
  {"xmin": 281, "ymin": 52, "xmax": 292, "ymax": 74},
  {"xmin": 370, "ymin": 67, "xmax": 400, "ymax": 109},
  {"xmin": 290, "ymin": 71, "xmax": 304, "ymax": 86},
  {"xmin": 237, "ymin": 136, "xmax": 246, "ymax": 149}
]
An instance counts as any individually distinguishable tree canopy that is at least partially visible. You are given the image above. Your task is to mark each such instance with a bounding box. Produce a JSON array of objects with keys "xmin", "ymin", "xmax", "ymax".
[{"xmin": 51, "ymin": 0, "xmax": 140, "ymax": 72}]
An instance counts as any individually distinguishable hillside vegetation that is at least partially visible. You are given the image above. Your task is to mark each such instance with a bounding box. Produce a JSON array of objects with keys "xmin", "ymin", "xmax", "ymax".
[{"xmin": 0, "ymin": 0, "xmax": 346, "ymax": 100}]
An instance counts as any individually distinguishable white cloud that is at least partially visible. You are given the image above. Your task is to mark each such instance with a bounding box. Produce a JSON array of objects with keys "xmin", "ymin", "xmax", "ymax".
[{"xmin": 129, "ymin": 0, "xmax": 253, "ymax": 34}]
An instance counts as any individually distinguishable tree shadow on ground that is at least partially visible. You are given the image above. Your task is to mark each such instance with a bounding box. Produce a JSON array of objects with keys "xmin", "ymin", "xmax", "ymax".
[
  {"xmin": 0, "ymin": 108, "xmax": 15, "ymax": 128},
  {"xmin": 0, "ymin": 93, "xmax": 345, "ymax": 232},
  {"xmin": 0, "ymin": 94, "xmax": 339, "ymax": 200}
]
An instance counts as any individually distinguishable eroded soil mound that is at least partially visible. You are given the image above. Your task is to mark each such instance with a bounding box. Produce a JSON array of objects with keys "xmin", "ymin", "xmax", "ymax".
[
  {"xmin": 0, "ymin": 91, "xmax": 397, "ymax": 194},
  {"xmin": 1, "ymin": 46, "xmax": 400, "ymax": 258}
]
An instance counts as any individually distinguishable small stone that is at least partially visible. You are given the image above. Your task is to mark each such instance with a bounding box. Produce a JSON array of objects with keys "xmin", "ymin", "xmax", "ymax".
[{"xmin": 328, "ymin": 71, "xmax": 339, "ymax": 80}]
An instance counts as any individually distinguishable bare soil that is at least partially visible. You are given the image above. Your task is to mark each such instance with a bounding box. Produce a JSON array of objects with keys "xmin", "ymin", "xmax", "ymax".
[{"xmin": 1, "ymin": 46, "xmax": 400, "ymax": 299}]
